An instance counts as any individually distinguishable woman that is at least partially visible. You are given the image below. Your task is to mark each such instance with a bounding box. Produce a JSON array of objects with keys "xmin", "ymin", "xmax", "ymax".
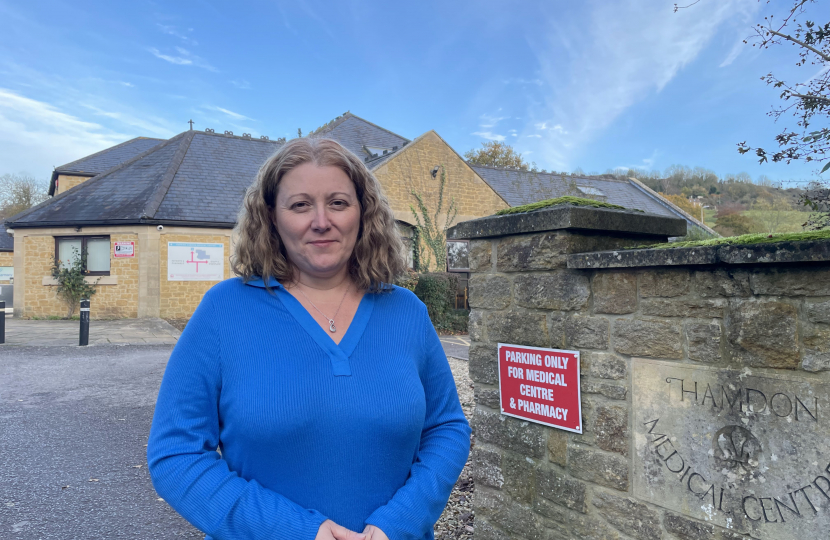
[{"xmin": 147, "ymin": 138, "xmax": 471, "ymax": 540}]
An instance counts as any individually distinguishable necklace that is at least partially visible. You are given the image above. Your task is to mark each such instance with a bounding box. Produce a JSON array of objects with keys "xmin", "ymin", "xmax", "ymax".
[{"xmin": 295, "ymin": 283, "xmax": 349, "ymax": 333}]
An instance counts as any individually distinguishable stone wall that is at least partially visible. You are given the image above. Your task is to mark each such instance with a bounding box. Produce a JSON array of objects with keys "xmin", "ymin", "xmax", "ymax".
[
  {"xmin": 0, "ymin": 251, "xmax": 12, "ymax": 282},
  {"xmin": 372, "ymin": 131, "xmax": 509, "ymax": 227},
  {"xmin": 55, "ymin": 174, "xmax": 92, "ymax": 195},
  {"xmin": 11, "ymin": 225, "xmax": 232, "ymax": 319},
  {"xmin": 450, "ymin": 206, "xmax": 830, "ymax": 540},
  {"xmin": 20, "ymin": 232, "xmax": 139, "ymax": 318}
]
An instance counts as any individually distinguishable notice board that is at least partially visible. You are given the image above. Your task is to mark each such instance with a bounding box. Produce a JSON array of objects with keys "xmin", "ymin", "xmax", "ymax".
[{"xmin": 498, "ymin": 343, "xmax": 582, "ymax": 433}]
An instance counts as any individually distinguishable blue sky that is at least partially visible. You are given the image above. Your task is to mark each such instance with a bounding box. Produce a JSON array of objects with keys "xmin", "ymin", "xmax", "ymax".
[{"xmin": 0, "ymin": 0, "xmax": 825, "ymax": 183}]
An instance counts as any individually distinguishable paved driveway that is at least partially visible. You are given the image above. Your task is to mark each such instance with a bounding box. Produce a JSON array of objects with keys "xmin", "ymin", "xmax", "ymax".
[
  {"xmin": 2, "ymin": 318, "xmax": 180, "ymax": 347},
  {"xmin": 0, "ymin": 344, "xmax": 202, "ymax": 539}
]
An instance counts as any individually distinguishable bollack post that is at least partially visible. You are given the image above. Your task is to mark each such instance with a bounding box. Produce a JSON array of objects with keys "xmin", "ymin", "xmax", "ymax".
[
  {"xmin": 0, "ymin": 300, "xmax": 5, "ymax": 344},
  {"xmin": 79, "ymin": 299, "xmax": 90, "ymax": 346}
]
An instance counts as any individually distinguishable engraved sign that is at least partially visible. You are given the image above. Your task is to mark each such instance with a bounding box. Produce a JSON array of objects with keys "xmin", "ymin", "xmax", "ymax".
[{"xmin": 633, "ymin": 359, "xmax": 830, "ymax": 539}]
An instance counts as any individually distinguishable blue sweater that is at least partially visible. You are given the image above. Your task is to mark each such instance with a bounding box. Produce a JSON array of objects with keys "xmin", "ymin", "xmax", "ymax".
[{"xmin": 147, "ymin": 277, "xmax": 471, "ymax": 540}]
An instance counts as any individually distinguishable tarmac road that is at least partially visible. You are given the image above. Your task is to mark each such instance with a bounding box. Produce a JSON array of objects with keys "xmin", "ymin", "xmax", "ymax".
[
  {"xmin": 0, "ymin": 339, "xmax": 471, "ymax": 539},
  {"xmin": 0, "ymin": 344, "xmax": 203, "ymax": 539}
]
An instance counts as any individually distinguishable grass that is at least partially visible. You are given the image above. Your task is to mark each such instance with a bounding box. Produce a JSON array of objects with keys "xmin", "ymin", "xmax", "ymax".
[
  {"xmin": 496, "ymin": 196, "xmax": 631, "ymax": 215},
  {"xmin": 630, "ymin": 229, "xmax": 830, "ymax": 250},
  {"xmin": 741, "ymin": 210, "xmax": 811, "ymax": 234},
  {"xmin": 30, "ymin": 315, "xmax": 80, "ymax": 320}
]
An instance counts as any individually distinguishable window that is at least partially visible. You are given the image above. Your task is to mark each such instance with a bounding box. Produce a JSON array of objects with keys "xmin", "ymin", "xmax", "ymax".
[
  {"xmin": 577, "ymin": 186, "xmax": 605, "ymax": 197},
  {"xmin": 55, "ymin": 236, "xmax": 111, "ymax": 275},
  {"xmin": 446, "ymin": 240, "xmax": 469, "ymax": 272}
]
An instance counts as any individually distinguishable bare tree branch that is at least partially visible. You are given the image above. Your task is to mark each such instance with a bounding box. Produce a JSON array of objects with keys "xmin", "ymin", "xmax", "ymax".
[{"xmin": 767, "ymin": 28, "xmax": 830, "ymax": 63}]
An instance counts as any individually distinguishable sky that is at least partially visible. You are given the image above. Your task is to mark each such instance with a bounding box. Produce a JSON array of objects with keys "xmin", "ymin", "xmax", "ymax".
[{"xmin": 0, "ymin": 0, "xmax": 827, "ymax": 184}]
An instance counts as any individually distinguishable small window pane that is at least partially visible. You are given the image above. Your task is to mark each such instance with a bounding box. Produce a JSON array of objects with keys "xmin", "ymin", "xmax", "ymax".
[
  {"xmin": 58, "ymin": 239, "xmax": 82, "ymax": 269},
  {"xmin": 447, "ymin": 241, "xmax": 469, "ymax": 271},
  {"xmin": 86, "ymin": 238, "xmax": 111, "ymax": 272}
]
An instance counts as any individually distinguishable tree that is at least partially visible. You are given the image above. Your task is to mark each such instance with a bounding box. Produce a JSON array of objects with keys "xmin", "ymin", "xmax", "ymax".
[
  {"xmin": 409, "ymin": 165, "xmax": 458, "ymax": 272},
  {"xmin": 753, "ymin": 194, "xmax": 795, "ymax": 233},
  {"xmin": 464, "ymin": 141, "xmax": 537, "ymax": 171},
  {"xmin": 735, "ymin": 1, "xmax": 829, "ymax": 170},
  {"xmin": 0, "ymin": 173, "xmax": 49, "ymax": 219},
  {"xmin": 800, "ymin": 180, "xmax": 830, "ymax": 229}
]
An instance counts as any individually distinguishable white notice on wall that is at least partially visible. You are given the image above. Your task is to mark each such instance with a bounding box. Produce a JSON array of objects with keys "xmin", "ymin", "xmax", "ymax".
[{"xmin": 167, "ymin": 242, "xmax": 224, "ymax": 281}]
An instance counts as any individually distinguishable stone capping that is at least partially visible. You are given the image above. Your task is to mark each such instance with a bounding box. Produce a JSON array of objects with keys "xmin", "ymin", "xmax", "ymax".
[
  {"xmin": 42, "ymin": 276, "xmax": 118, "ymax": 286},
  {"xmin": 568, "ymin": 238, "xmax": 830, "ymax": 268},
  {"xmin": 446, "ymin": 205, "xmax": 686, "ymax": 240}
]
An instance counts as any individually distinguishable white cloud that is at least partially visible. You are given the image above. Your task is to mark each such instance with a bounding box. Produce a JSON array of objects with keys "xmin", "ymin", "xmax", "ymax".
[
  {"xmin": 157, "ymin": 24, "xmax": 198, "ymax": 45},
  {"xmin": 504, "ymin": 78, "xmax": 544, "ymax": 86},
  {"xmin": 207, "ymin": 106, "xmax": 253, "ymax": 121},
  {"xmin": 119, "ymin": 81, "xmax": 135, "ymax": 88},
  {"xmin": 552, "ymin": 124, "xmax": 567, "ymax": 135},
  {"xmin": 0, "ymin": 89, "xmax": 130, "ymax": 179},
  {"xmin": 535, "ymin": 122, "xmax": 548, "ymax": 130},
  {"xmin": 148, "ymin": 47, "xmax": 217, "ymax": 71},
  {"xmin": 80, "ymin": 103, "xmax": 173, "ymax": 138},
  {"xmin": 719, "ymin": 38, "xmax": 745, "ymax": 67},
  {"xmin": 472, "ymin": 131, "xmax": 506, "ymax": 142},
  {"xmin": 148, "ymin": 47, "xmax": 192, "ymax": 65},
  {"xmin": 527, "ymin": 134, "xmax": 542, "ymax": 138},
  {"xmin": 528, "ymin": 0, "xmax": 758, "ymax": 170},
  {"xmin": 479, "ymin": 112, "xmax": 509, "ymax": 128},
  {"xmin": 231, "ymin": 79, "xmax": 251, "ymax": 90}
]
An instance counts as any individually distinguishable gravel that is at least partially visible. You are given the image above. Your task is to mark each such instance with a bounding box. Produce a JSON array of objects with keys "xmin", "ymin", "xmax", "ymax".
[{"xmin": 433, "ymin": 356, "xmax": 476, "ymax": 540}]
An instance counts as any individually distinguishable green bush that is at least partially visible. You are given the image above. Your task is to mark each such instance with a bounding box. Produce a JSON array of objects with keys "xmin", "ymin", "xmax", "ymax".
[
  {"xmin": 413, "ymin": 272, "xmax": 468, "ymax": 330},
  {"xmin": 50, "ymin": 246, "xmax": 99, "ymax": 318}
]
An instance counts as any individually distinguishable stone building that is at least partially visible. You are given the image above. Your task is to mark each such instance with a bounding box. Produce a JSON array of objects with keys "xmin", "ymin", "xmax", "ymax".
[{"xmin": 5, "ymin": 113, "xmax": 508, "ymax": 319}]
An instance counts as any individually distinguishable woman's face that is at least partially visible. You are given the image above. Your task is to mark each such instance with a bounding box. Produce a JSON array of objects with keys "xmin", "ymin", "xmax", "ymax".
[{"xmin": 274, "ymin": 162, "xmax": 361, "ymax": 282}]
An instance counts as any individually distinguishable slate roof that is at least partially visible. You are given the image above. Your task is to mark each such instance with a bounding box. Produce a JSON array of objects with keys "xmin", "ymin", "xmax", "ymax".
[
  {"xmin": 470, "ymin": 165, "xmax": 715, "ymax": 235},
  {"xmin": 310, "ymin": 112, "xmax": 409, "ymax": 168},
  {"xmin": 0, "ymin": 221, "xmax": 13, "ymax": 251},
  {"xmin": 8, "ymin": 131, "xmax": 282, "ymax": 228},
  {"xmin": 49, "ymin": 137, "xmax": 167, "ymax": 195}
]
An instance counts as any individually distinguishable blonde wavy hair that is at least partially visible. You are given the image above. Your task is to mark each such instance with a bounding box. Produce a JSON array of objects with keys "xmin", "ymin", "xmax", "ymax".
[{"xmin": 232, "ymin": 137, "xmax": 407, "ymax": 293}]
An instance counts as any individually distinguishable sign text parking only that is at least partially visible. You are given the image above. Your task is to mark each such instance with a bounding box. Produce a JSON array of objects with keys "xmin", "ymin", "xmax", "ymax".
[{"xmin": 498, "ymin": 343, "xmax": 582, "ymax": 433}]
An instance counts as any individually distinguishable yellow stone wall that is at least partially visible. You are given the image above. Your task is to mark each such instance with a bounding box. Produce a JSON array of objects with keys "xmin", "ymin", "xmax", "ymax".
[
  {"xmin": 20, "ymin": 233, "xmax": 139, "ymax": 319},
  {"xmin": 0, "ymin": 251, "xmax": 12, "ymax": 283},
  {"xmin": 160, "ymin": 234, "xmax": 231, "ymax": 319},
  {"xmin": 55, "ymin": 175, "xmax": 93, "ymax": 195},
  {"xmin": 373, "ymin": 131, "xmax": 509, "ymax": 226}
]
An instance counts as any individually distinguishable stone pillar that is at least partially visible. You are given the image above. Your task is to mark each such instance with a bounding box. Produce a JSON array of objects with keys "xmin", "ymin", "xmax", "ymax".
[
  {"xmin": 449, "ymin": 205, "xmax": 830, "ymax": 540},
  {"xmin": 448, "ymin": 205, "xmax": 683, "ymax": 540}
]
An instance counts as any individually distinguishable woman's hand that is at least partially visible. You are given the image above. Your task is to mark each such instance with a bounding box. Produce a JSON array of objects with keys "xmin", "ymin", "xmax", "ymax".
[
  {"xmin": 362, "ymin": 524, "xmax": 390, "ymax": 540},
  {"xmin": 316, "ymin": 519, "xmax": 367, "ymax": 540}
]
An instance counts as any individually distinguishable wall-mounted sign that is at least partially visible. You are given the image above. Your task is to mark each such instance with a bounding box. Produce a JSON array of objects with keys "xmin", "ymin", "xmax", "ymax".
[
  {"xmin": 113, "ymin": 241, "xmax": 135, "ymax": 258},
  {"xmin": 167, "ymin": 242, "xmax": 224, "ymax": 281},
  {"xmin": 0, "ymin": 266, "xmax": 12, "ymax": 280},
  {"xmin": 498, "ymin": 343, "xmax": 582, "ymax": 433}
]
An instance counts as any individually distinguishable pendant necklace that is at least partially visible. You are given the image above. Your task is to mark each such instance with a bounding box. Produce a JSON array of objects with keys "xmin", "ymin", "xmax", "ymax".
[{"xmin": 295, "ymin": 283, "xmax": 349, "ymax": 333}]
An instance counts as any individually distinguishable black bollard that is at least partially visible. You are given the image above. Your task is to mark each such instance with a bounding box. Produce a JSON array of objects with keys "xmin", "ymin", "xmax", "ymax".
[
  {"xmin": 0, "ymin": 300, "xmax": 5, "ymax": 344},
  {"xmin": 79, "ymin": 299, "xmax": 90, "ymax": 346}
]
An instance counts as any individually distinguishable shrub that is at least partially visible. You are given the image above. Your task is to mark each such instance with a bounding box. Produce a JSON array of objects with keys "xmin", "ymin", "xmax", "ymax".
[
  {"xmin": 393, "ymin": 269, "xmax": 419, "ymax": 292},
  {"xmin": 413, "ymin": 272, "xmax": 463, "ymax": 330},
  {"xmin": 50, "ymin": 247, "xmax": 99, "ymax": 318},
  {"xmin": 714, "ymin": 214, "xmax": 759, "ymax": 236}
]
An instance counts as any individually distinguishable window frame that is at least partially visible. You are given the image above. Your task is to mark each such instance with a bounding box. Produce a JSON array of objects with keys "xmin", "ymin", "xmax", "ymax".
[{"xmin": 54, "ymin": 235, "xmax": 111, "ymax": 276}]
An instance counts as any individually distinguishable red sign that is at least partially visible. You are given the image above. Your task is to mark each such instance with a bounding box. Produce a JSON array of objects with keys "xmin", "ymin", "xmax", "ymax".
[
  {"xmin": 113, "ymin": 241, "xmax": 135, "ymax": 258},
  {"xmin": 498, "ymin": 343, "xmax": 582, "ymax": 433}
]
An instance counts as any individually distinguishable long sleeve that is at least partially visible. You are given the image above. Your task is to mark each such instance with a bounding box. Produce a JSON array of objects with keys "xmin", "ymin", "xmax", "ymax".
[
  {"xmin": 146, "ymin": 289, "xmax": 328, "ymax": 540},
  {"xmin": 364, "ymin": 305, "xmax": 472, "ymax": 540}
]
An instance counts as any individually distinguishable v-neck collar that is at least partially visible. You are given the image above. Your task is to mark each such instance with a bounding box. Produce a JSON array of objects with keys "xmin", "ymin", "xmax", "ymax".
[{"xmin": 245, "ymin": 277, "xmax": 373, "ymax": 376}]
